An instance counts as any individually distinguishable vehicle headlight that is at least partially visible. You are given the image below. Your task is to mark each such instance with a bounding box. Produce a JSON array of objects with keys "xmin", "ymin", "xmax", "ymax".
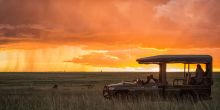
[{"xmin": 109, "ymin": 87, "xmax": 115, "ymax": 90}]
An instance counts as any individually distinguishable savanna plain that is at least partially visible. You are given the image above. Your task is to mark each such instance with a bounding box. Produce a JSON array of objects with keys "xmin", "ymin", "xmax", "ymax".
[{"xmin": 0, "ymin": 72, "xmax": 220, "ymax": 110}]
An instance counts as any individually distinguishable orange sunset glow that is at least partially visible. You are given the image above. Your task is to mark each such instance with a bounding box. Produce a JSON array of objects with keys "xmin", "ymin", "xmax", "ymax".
[{"xmin": 0, "ymin": 0, "xmax": 220, "ymax": 72}]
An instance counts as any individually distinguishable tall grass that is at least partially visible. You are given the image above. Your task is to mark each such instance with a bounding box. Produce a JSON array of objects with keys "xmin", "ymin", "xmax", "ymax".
[
  {"xmin": 0, "ymin": 89, "xmax": 219, "ymax": 110},
  {"xmin": 0, "ymin": 72, "xmax": 219, "ymax": 110}
]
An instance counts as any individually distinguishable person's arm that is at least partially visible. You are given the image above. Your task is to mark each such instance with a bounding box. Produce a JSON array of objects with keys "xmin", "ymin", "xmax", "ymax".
[
  {"xmin": 195, "ymin": 68, "xmax": 199, "ymax": 77},
  {"xmin": 152, "ymin": 78, "xmax": 158, "ymax": 83},
  {"xmin": 143, "ymin": 76, "xmax": 150, "ymax": 84}
]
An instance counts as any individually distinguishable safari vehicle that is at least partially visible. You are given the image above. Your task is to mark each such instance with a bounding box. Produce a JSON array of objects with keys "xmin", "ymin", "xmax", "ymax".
[{"xmin": 103, "ymin": 55, "xmax": 213, "ymax": 100}]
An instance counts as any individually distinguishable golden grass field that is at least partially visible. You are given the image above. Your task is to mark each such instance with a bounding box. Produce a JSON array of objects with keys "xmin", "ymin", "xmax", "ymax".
[{"xmin": 0, "ymin": 72, "xmax": 220, "ymax": 110}]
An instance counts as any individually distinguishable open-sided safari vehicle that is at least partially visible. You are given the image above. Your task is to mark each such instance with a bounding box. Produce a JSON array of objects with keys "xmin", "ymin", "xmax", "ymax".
[{"xmin": 103, "ymin": 55, "xmax": 213, "ymax": 100}]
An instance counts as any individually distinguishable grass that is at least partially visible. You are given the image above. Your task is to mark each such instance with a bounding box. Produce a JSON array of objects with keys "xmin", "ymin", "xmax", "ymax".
[{"xmin": 0, "ymin": 72, "xmax": 220, "ymax": 110}]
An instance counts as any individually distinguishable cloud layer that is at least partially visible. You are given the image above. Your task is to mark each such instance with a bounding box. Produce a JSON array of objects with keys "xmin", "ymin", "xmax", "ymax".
[
  {"xmin": 0, "ymin": 0, "xmax": 219, "ymax": 49},
  {"xmin": 1, "ymin": 0, "xmax": 220, "ymax": 71}
]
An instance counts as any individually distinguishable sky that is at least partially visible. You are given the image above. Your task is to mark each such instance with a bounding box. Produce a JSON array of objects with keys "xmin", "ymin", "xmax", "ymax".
[{"xmin": 0, "ymin": 0, "xmax": 220, "ymax": 72}]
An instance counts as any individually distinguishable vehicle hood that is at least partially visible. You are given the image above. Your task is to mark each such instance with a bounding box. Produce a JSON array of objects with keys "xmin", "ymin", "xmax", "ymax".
[{"xmin": 107, "ymin": 82, "xmax": 136, "ymax": 87}]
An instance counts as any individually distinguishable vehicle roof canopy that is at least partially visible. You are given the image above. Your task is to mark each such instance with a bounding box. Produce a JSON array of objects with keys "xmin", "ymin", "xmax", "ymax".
[{"xmin": 137, "ymin": 55, "xmax": 212, "ymax": 64}]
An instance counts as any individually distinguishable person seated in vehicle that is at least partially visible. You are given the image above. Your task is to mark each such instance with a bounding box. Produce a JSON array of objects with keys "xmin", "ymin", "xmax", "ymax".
[
  {"xmin": 190, "ymin": 64, "xmax": 205, "ymax": 85},
  {"xmin": 144, "ymin": 74, "xmax": 158, "ymax": 85},
  {"xmin": 134, "ymin": 78, "xmax": 144, "ymax": 86}
]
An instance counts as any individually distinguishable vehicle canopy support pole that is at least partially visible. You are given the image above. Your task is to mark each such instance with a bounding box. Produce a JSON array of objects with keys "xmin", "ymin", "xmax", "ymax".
[
  {"xmin": 184, "ymin": 64, "xmax": 186, "ymax": 84},
  {"xmin": 206, "ymin": 62, "xmax": 213, "ymax": 78},
  {"xmin": 187, "ymin": 64, "xmax": 190, "ymax": 84},
  {"xmin": 206, "ymin": 62, "xmax": 213, "ymax": 85},
  {"xmin": 184, "ymin": 64, "xmax": 186, "ymax": 77},
  {"xmin": 159, "ymin": 63, "xmax": 167, "ymax": 84}
]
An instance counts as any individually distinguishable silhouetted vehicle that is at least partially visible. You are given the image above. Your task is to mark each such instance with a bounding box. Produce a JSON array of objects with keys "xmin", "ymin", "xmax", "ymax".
[{"xmin": 103, "ymin": 55, "xmax": 213, "ymax": 100}]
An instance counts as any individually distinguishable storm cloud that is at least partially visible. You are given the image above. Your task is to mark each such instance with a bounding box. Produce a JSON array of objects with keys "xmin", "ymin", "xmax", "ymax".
[{"xmin": 0, "ymin": 0, "xmax": 220, "ymax": 49}]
